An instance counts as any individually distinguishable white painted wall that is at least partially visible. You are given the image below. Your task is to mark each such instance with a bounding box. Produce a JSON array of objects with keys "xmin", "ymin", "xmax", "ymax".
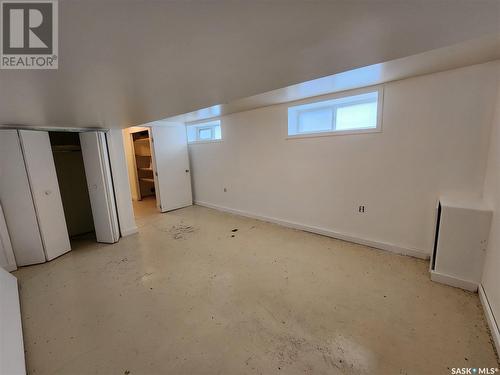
[
  {"xmin": 106, "ymin": 130, "xmax": 138, "ymax": 237},
  {"xmin": 480, "ymin": 65, "xmax": 500, "ymax": 352},
  {"xmin": 189, "ymin": 61, "xmax": 499, "ymax": 258}
]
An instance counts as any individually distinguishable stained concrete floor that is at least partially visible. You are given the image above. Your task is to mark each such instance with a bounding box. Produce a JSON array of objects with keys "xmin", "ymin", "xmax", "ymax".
[{"xmin": 14, "ymin": 197, "xmax": 499, "ymax": 374}]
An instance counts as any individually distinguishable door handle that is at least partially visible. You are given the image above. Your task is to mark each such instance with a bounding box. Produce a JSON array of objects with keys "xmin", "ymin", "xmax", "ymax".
[{"xmin": 185, "ymin": 169, "xmax": 190, "ymax": 173}]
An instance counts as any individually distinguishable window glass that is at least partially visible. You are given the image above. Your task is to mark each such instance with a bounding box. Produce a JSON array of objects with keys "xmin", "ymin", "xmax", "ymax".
[
  {"xmin": 297, "ymin": 107, "xmax": 333, "ymax": 133},
  {"xmin": 335, "ymin": 101, "xmax": 377, "ymax": 131},
  {"xmin": 187, "ymin": 120, "xmax": 222, "ymax": 143},
  {"xmin": 198, "ymin": 127, "xmax": 212, "ymax": 140},
  {"xmin": 288, "ymin": 90, "xmax": 380, "ymax": 136}
]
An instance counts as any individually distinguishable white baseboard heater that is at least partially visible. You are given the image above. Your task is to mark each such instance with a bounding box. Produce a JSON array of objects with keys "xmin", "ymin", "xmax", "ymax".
[{"xmin": 430, "ymin": 198, "xmax": 492, "ymax": 292}]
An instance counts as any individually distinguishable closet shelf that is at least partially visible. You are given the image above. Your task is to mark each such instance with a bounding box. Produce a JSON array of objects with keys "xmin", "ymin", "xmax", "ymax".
[
  {"xmin": 134, "ymin": 138, "xmax": 150, "ymax": 144},
  {"xmin": 138, "ymin": 167, "xmax": 153, "ymax": 172},
  {"xmin": 52, "ymin": 145, "xmax": 81, "ymax": 152},
  {"xmin": 139, "ymin": 178, "xmax": 155, "ymax": 183},
  {"xmin": 135, "ymin": 153, "xmax": 151, "ymax": 157}
]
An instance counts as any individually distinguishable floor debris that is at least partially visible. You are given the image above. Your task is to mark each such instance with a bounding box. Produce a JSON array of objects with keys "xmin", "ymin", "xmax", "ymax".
[{"xmin": 168, "ymin": 224, "xmax": 196, "ymax": 240}]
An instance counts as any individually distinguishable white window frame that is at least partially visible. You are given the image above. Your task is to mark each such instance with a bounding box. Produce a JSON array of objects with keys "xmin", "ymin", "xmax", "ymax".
[
  {"xmin": 186, "ymin": 120, "xmax": 222, "ymax": 144},
  {"xmin": 287, "ymin": 86, "xmax": 384, "ymax": 139},
  {"xmin": 197, "ymin": 126, "xmax": 213, "ymax": 140}
]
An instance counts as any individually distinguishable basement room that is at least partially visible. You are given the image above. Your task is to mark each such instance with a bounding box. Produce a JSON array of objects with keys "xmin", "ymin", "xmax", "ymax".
[{"xmin": 0, "ymin": 1, "xmax": 499, "ymax": 374}]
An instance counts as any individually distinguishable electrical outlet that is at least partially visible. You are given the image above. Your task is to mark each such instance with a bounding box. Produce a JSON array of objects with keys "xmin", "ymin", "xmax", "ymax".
[{"xmin": 358, "ymin": 205, "xmax": 366, "ymax": 213}]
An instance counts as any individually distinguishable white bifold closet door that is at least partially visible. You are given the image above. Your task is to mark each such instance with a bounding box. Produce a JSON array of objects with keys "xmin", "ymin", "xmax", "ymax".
[
  {"xmin": 0, "ymin": 130, "xmax": 46, "ymax": 266},
  {"xmin": 150, "ymin": 124, "xmax": 193, "ymax": 212},
  {"xmin": 18, "ymin": 130, "xmax": 71, "ymax": 261},
  {"xmin": 80, "ymin": 132, "xmax": 119, "ymax": 243}
]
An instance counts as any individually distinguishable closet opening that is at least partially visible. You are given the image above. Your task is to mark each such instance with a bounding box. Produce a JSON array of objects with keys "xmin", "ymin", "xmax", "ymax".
[
  {"xmin": 129, "ymin": 129, "xmax": 159, "ymax": 219},
  {"xmin": 49, "ymin": 132, "xmax": 96, "ymax": 246}
]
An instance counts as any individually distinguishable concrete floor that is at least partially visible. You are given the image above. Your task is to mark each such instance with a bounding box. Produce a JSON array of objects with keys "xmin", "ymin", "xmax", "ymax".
[{"xmin": 14, "ymin": 197, "xmax": 498, "ymax": 374}]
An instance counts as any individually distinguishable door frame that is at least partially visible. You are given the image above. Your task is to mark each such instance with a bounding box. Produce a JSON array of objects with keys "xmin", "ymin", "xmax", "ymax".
[
  {"xmin": 128, "ymin": 132, "xmax": 142, "ymax": 201},
  {"xmin": 148, "ymin": 128, "xmax": 162, "ymax": 211}
]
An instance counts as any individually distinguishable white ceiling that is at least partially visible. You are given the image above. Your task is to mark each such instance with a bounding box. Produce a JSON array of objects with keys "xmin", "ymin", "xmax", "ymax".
[
  {"xmin": 164, "ymin": 35, "xmax": 500, "ymax": 124},
  {"xmin": 0, "ymin": 0, "xmax": 499, "ymax": 129}
]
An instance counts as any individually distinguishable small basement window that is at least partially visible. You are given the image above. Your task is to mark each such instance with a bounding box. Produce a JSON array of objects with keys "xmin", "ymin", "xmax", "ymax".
[
  {"xmin": 187, "ymin": 120, "xmax": 222, "ymax": 143},
  {"xmin": 287, "ymin": 89, "xmax": 382, "ymax": 137}
]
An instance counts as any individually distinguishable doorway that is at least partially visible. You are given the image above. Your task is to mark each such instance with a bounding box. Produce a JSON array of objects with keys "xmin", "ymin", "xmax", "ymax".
[
  {"xmin": 49, "ymin": 132, "xmax": 96, "ymax": 245},
  {"xmin": 123, "ymin": 124, "xmax": 193, "ymax": 221},
  {"xmin": 133, "ymin": 130, "xmax": 157, "ymax": 202},
  {"xmin": 125, "ymin": 128, "xmax": 159, "ymax": 220}
]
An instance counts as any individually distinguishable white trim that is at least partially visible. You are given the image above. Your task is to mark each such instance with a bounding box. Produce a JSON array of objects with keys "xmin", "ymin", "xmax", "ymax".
[
  {"xmin": 129, "ymin": 132, "xmax": 142, "ymax": 201},
  {"xmin": 286, "ymin": 127, "xmax": 381, "ymax": 140},
  {"xmin": 479, "ymin": 284, "xmax": 500, "ymax": 355},
  {"xmin": 195, "ymin": 200, "xmax": 429, "ymax": 260},
  {"xmin": 188, "ymin": 139, "xmax": 224, "ymax": 145},
  {"xmin": 120, "ymin": 226, "xmax": 139, "ymax": 237},
  {"xmin": 430, "ymin": 270, "xmax": 478, "ymax": 292}
]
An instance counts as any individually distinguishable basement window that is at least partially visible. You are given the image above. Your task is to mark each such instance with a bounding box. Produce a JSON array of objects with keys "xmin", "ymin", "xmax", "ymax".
[
  {"xmin": 287, "ymin": 89, "xmax": 382, "ymax": 137},
  {"xmin": 187, "ymin": 120, "xmax": 222, "ymax": 143}
]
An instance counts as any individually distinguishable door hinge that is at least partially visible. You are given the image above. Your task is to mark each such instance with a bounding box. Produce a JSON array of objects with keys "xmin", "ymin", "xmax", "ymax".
[{"xmin": 155, "ymin": 172, "xmax": 158, "ymax": 176}]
